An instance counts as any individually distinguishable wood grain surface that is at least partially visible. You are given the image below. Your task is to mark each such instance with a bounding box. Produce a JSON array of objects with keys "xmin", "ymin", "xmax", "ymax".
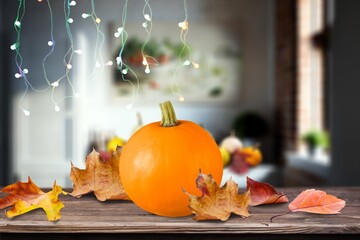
[{"xmin": 0, "ymin": 187, "xmax": 359, "ymax": 235}]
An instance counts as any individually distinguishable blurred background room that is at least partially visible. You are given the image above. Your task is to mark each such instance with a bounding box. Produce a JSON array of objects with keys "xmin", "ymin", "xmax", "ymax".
[{"xmin": 1, "ymin": 0, "xmax": 360, "ymax": 188}]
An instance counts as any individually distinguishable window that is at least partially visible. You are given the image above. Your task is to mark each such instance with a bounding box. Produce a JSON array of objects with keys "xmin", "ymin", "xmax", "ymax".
[{"xmin": 296, "ymin": 0, "xmax": 327, "ymax": 151}]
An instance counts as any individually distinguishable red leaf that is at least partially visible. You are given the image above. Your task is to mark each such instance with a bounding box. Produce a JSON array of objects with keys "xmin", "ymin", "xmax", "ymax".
[
  {"xmin": 246, "ymin": 177, "xmax": 289, "ymax": 206},
  {"xmin": 289, "ymin": 189, "xmax": 346, "ymax": 214}
]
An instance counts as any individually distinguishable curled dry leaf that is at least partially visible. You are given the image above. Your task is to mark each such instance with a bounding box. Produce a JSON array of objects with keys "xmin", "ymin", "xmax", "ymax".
[
  {"xmin": 0, "ymin": 177, "xmax": 67, "ymax": 221},
  {"xmin": 70, "ymin": 147, "xmax": 129, "ymax": 201},
  {"xmin": 246, "ymin": 177, "xmax": 289, "ymax": 206},
  {"xmin": 289, "ymin": 189, "xmax": 346, "ymax": 214},
  {"xmin": 184, "ymin": 171, "xmax": 251, "ymax": 221}
]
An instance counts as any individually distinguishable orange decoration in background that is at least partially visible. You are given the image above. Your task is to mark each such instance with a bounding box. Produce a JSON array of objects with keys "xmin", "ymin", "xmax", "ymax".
[{"xmin": 239, "ymin": 146, "xmax": 262, "ymax": 167}]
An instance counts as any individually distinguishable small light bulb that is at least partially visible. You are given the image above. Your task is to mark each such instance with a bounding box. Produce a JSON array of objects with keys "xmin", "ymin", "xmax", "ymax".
[
  {"xmin": 142, "ymin": 22, "xmax": 147, "ymax": 28},
  {"xmin": 114, "ymin": 32, "xmax": 120, "ymax": 38},
  {"xmin": 10, "ymin": 44, "xmax": 17, "ymax": 50},
  {"xmin": 23, "ymin": 110, "xmax": 30, "ymax": 116},
  {"xmin": 74, "ymin": 93, "xmax": 80, "ymax": 98},
  {"xmin": 121, "ymin": 69, "xmax": 128, "ymax": 74},
  {"xmin": 37, "ymin": 0, "xmax": 43, "ymax": 2},
  {"xmin": 23, "ymin": 68, "xmax": 29, "ymax": 74},
  {"xmin": 14, "ymin": 21, "xmax": 21, "ymax": 27},
  {"xmin": 106, "ymin": 61, "xmax": 113, "ymax": 66},
  {"xmin": 66, "ymin": 64, "xmax": 72, "ymax": 69},
  {"xmin": 117, "ymin": 27, "xmax": 123, "ymax": 32},
  {"xmin": 126, "ymin": 103, "xmax": 133, "ymax": 110},
  {"xmin": 82, "ymin": 13, "xmax": 89, "ymax": 19},
  {"xmin": 51, "ymin": 81, "xmax": 59, "ymax": 87},
  {"xmin": 95, "ymin": 61, "xmax": 101, "ymax": 68},
  {"xmin": 74, "ymin": 49, "xmax": 82, "ymax": 55},
  {"xmin": 95, "ymin": 18, "xmax": 101, "ymax": 24},
  {"xmin": 15, "ymin": 73, "xmax": 22, "ymax": 78},
  {"xmin": 48, "ymin": 40, "xmax": 54, "ymax": 46},
  {"xmin": 183, "ymin": 60, "xmax": 191, "ymax": 66},
  {"xmin": 69, "ymin": 0, "xmax": 76, "ymax": 6},
  {"xmin": 145, "ymin": 65, "xmax": 150, "ymax": 74},
  {"xmin": 179, "ymin": 95, "xmax": 185, "ymax": 102},
  {"xmin": 144, "ymin": 14, "xmax": 151, "ymax": 21},
  {"xmin": 178, "ymin": 21, "xmax": 188, "ymax": 30},
  {"xmin": 142, "ymin": 57, "xmax": 148, "ymax": 66},
  {"xmin": 192, "ymin": 62, "xmax": 200, "ymax": 69},
  {"xmin": 68, "ymin": 18, "xmax": 74, "ymax": 23},
  {"xmin": 55, "ymin": 105, "xmax": 60, "ymax": 112},
  {"xmin": 116, "ymin": 57, "xmax": 121, "ymax": 64}
]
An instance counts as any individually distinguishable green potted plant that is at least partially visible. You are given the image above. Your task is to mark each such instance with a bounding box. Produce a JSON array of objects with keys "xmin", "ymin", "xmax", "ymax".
[{"xmin": 302, "ymin": 130, "xmax": 329, "ymax": 156}]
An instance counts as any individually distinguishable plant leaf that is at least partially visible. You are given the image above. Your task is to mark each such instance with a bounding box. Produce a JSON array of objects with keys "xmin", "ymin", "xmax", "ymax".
[
  {"xmin": 70, "ymin": 147, "xmax": 129, "ymax": 201},
  {"xmin": 246, "ymin": 176, "xmax": 289, "ymax": 206},
  {"xmin": 289, "ymin": 189, "xmax": 346, "ymax": 214},
  {"xmin": 0, "ymin": 177, "xmax": 67, "ymax": 221},
  {"xmin": 184, "ymin": 171, "xmax": 251, "ymax": 221}
]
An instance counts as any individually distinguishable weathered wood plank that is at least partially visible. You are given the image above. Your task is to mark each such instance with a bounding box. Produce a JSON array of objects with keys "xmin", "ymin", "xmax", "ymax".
[
  {"xmin": 0, "ymin": 233, "xmax": 358, "ymax": 240},
  {"xmin": 0, "ymin": 187, "xmax": 359, "ymax": 234}
]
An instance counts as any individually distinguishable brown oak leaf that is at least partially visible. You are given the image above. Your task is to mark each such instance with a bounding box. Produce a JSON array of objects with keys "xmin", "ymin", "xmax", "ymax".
[
  {"xmin": 184, "ymin": 171, "xmax": 251, "ymax": 221},
  {"xmin": 289, "ymin": 189, "xmax": 346, "ymax": 214},
  {"xmin": 70, "ymin": 147, "xmax": 129, "ymax": 201},
  {"xmin": 0, "ymin": 177, "xmax": 67, "ymax": 221},
  {"xmin": 246, "ymin": 176, "xmax": 289, "ymax": 206}
]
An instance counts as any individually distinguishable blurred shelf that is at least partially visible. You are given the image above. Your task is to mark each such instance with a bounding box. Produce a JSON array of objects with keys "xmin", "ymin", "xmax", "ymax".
[
  {"xmin": 285, "ymin": 151, "xmax": 330, "ymax": 180},
  {"xmin": 221, "ymin": 164, "xmax": 281, "ymax": 188}
]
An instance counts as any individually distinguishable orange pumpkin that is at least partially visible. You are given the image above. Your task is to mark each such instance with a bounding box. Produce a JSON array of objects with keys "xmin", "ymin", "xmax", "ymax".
[{"xmin": 119, "ymin": 101, "xmax": 223, "ymax": 217}]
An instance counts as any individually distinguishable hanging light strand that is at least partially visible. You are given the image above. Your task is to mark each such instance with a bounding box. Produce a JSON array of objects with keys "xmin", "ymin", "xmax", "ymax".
[
  {"xmin": 171, "ymin": 0, "xmax": 198, "ymax": 102},
  {"xmin": 115, "ymin": 0, "xmax": 139, "ymax": 109},
  {"xmin": 82, "ymin": 0, "xmax": 106, "ymax": 83},
  {"xmin": 13, "ymin": 0, "xmax": 30, "ymax": 116},
  {"xmin": 62, "ymin": 0, "xmax": 77, "ymax": 94},
  {"xmin": 41, "ymin": 0, "xmax": 56, "ymax": 87},
  {"xmin": 13, "ymin": 0, "xmax": 48, "ymax": 115},
  {"xmin": 48, "ymin": 0, "xmax": 80, "ymax": 111},
  {"xmin": 140, "ymin": 0, "xmax": 159, "ymax": 74},
  {"xmin": 178, "ymin": 0, "xmax": 192, "ymax": 66}
]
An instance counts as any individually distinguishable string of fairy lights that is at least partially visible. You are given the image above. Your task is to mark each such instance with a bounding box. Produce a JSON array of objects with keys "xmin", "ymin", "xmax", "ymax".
[
  {"xmin": 172, "ymin": 0, "xmax": 199, "ymax": 102},
  {"xmin": 114, "ymin": 0, "xmax": 139, "ymax": 110},
  {"xmin": 140, "ymin": 0, "xmax": 158, "ymax": 75},
  {"xmin": 10, "ymin": 0, "xmax": 196, "ymax": 116}
]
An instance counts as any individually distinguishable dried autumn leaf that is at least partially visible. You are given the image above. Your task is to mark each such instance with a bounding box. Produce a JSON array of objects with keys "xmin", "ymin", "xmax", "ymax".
[
  {"xmin": 184, "ymin": 171, "xmax": 251, "ymax": 221},
  {"xmin": 70, "ymin": 147, "xmax": 129, "ymax": 201},
  {"xmin": 246, "ymin": 176, "xmax": 289, "ymax": 206},
  {"xmin": 0, "ymin": 177, "xmax": 67, "ymax": 221},
  {"xmin": 289, "ymin": 189, "xmax": 346, "ymax": 214}
]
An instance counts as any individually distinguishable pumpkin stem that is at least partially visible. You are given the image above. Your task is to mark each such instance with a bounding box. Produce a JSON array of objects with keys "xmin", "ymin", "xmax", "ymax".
[{"xmin": 160, "ymin": 101, "xmax": 178, "ymax": 127}]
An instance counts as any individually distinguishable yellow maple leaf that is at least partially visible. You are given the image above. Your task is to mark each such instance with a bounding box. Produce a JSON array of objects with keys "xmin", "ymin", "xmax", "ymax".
[
  {"xmin": 70, "ymin": 147, "xmax": 129, "ymax": 201},
  {"xmin": 0, "ymin": 177, "xmax": 67, "ymax": 221},
  {"xmin": 184, "ymin": 171, "xmax": 251, "ymax": 221}
]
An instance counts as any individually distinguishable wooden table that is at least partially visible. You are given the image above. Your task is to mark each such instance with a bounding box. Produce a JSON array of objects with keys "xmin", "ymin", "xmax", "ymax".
[{"xmin": 0, "ymin": 187, "xmax": 359, "ymax": 240}]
